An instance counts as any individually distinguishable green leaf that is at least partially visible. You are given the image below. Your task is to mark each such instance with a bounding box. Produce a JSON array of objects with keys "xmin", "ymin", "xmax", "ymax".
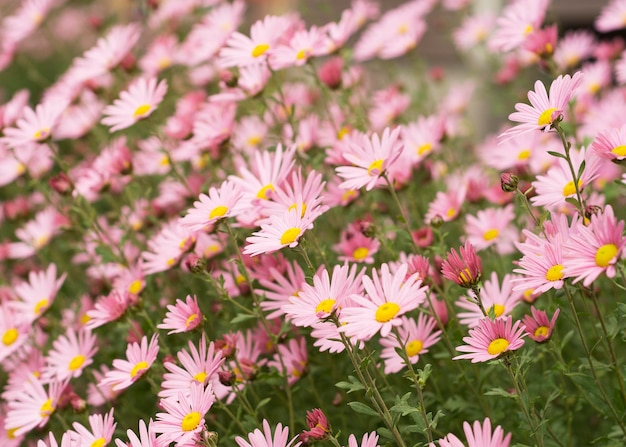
[
  {"xmin": 577, "ymin": 160, "xmax": 586, "ymax": 179},
  {"xmin": 484, "ymin": 387, "xmax": 516, "ymax": 399},
  {"xmin": 95, "ymin": 245, "xmax": 118, "ymax": 263},
  {"xmin": 336, "ymin": 376, "xmax": 365, "ymax": 394},
  {"xmin": 347, "ymin": 401, "xmax": 379, "ymax": 417},
  {"xmin": 564, "ymin": 197, "xmax": 580, "ymax": 208},
  {"xmin": 256, "ymin": 398, "xmax": 271, "ymax": 410},
  {"xmin": 230, "ymin": 313, "xmax": 257, "ymax": 325},
  {"xmin": 547, "ymin": 151, "xmax": 567, "ymax": 159}
]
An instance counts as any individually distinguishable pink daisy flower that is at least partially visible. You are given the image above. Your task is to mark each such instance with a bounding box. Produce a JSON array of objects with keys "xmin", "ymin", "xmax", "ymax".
[
  {"xmin": 488, "ymin": 0, "xmax": 550, "ymax": 52},
  {"xmin": 153, "ymin": 382, "xmax": 215, "ymax": 447},
  {"xmin": 336, "ymin": 127, "xmax": 404, "ymax": 191},
  {"xmin": 456, "ymin": 272, "xmax": 524, "ymax": 328},
  {"xmin": 141, "ymin": 220, "xmax": 197, "ymax": 274},
  {"xmin": 158, "ymin": 294, "xmax": 203, "ymax": 334},
  {"xmin": 453, "ymin": 12, "xmax": 495, "ymax": 51},
  {"xmin": 87, "ymin": 365, "xmax": 122, "ymax": 407},
  {"xmin": 101, "ymin": 77, "xmax": 168, "ymax": 132},
  {"xmin": 424, "ymin": 186, "xmax": 467, "ymax": 224},
  {"xmin": 523, "ymin": 307, "xmax": 560, "ymax": 343},
  {"xmin": 181, "ymin": 180, "xmax": 244, "ymax": 232},
  {"xmin": 563, "ymin": 205, "xmax": 626, "ymax": 287},
  {"xmin": 595, "ymin": 0, "xmax": 626, "ymax": 32},
  {"xmin": 464, "ymin": 205, "xmax": 518, "ymax": 254},
  {"xmin": 379, "ymin": 314, "xmax": 441, "ymax": 374},
  {"xmin": 100, "ymin": 333, "xmax": 160, "ymax": 391},
  {"xmin": 431, "ymin": 418, "xmax": 512, "ymax": 447},
  {"xmin": 283, "ymin": 263, "xmax": 364, "ymax": 327},
  {"xmin": 257, "ymin": 260, "xmax": 306, "ymax": 319},
  {"xmin": 0, "ymin": 303, "xmax": 30, "ymax": 363},
  {"xmin": 115, "ymin": 419, "xmax": 157, "ymax": 447},
  {"xmin": 41, "ymin": 328, "xmax": 98, "ymax": 382},
  {"xmin": 1, "ymin": 100, "xmax": 67, "ymax": 148},
  {"xmin": 269, "ymin": 26, "xmax": 327, "ymax": 70},
  {"xmin": 334, "ymin": 221, "xmax": 380, "ymax": 264},
  {"xmin": 10, "ymin": 263, "xmax": 66, "ymax": 323},
  {"xmin": 340, "ymin": 263, "xmax": 428, "ymax": 340},
  {"xmin": 68, "ymin": 409, "xmax": 116, "ymax": 447},
  {"xmin": 454, "ymin": 316, "xmax": 526, "ymax": 363},
  {"xmin": 513, "ymin": 236, "xmax": 569, "ymax": 296},
  {"xmin": 160, "ymin": 335, "xmax": 224, "ymax": 400},
  {"xmin": 267, "ymin": 337, "xmax": 308, "ymax": 385},
  {"xmin": 401, "ymin": 114, "xmax": 445, "ymax": 165},
  {"xmin": 84, "ymin": 289, "xmax": 131, "ymax": 330},
  {"xmin": 553, "ymin": 30, "xmax": 596, "ymax": 70},
  {"xmin": 499, "ymin": 71, "xmax": 584, "ymax": 141},
  {"xmin": 5, "ymin": 378, "xmax": 68, "ymax": 437},
  {"xmin": 441, "ymin": 241, "xmax": 483, "ymax": 288},
  {"xmin": 243, "ymin": 206, "xmax": 316, "ymax": 257},
  {"xmin": 346, "ymin": 432, "xmax": 380, "ymax": 447},
  {"xmin": 591, "ymin": 124, "xmax": 626, "ymax": 161},
  {"xmin": 235, "ymin": 419, "xmax": 301, "ymax": 447}
]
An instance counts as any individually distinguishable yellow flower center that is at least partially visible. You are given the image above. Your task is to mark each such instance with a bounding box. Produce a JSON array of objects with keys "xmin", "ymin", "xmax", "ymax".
[
  {"xmin": 130, "ymin": 361, "xmax": 149, "ymax": 378},
  {"xmin": 397, "ymin": 23, "xmax": 408, "ymax": 34},
  {"xmin": 81, "ymin": 314, "xmax": 92, "ymax": 325},
  {"xmin": 562, "ymin": 180, "xmax": 582, "ymax": 197},
  {"xmin": 90, "ymin": 438, "xmax": 106, "ymax": 447},
  {"xmin": 611, "ymin": 145, "xmax": 626, "ymax": 157},
  {"xmin": 167, "ymin": 258, "xmax": 176, "ymax": 266},
  {"xmin": 210, "ymin": 205, "xmax": 229, "ymax": 220},
  {"xmin": 446, "ymin": 207, "xmax": 456, "ymax": 218},
  {"xmin": 34, "ymin": 235, "xmax": 50, "ymax": 249},
  {"xmin": 337, "ymin": 127, "xmax": 350, "ymax": 140},
  {"xmin": 181, "ymin": 411, "xmax": 202, "ymax": 431},
  {"xmin": 367, "ymin": 159, "xmax": 384, "ymax": 176},
  {"xmin": 34, "ymin": 298, "xmax": 49, "ymax": 315},
  {"xmin": 33, "ymin": 127, "xmax": 50, "ymax": 140},
  {"xmin": 40, "ymin": 398, "xmax": 54, "ymax": 417},
  {"xmin": 69, "ymin": 355, "xmax": 86, "ymax": 371},
  {"xmin": 537, "ymin": 107, "xmax": 557, "ymax": 126},
  {"xmin": 256, "ymin": 183, "xmax": 275, "ymax": 200},
  {"xmin": 487, "ymin": 304, "xmax": 505, "ymax": 318},
  {"xmin": 595, "ymin": 243, "xmax": 618, "ymax": 268},
  {"xmin": 534, "ymin": 326, "xmax": 549, "ymax": 338},
  {"xmin": 128, "ymin": 280, "xmax": 143, "ymax": 295},
  {"xmin": 405, "ymin": 339, "xmax": 423, "ymax": 357},
  {"xmin": 483, "ymin": 229, "xmax": 499, "ymax": 241},
  {"xmin": 160, "ymin": 155, "xmax": 170, "ymax": 166},
  {"xmin": 133, "ymin": 104, "xmax": 152, "ymax": 118},
  {"xmin": 458, "ymin": 268, "xmax": 474, "ymax": 285},
  {"xmin": 235, "ymin": 274, "xmax": 246, "ymax": 285},
  {"xmin": 193, "ymin": 371, "xmax": 207, "ymax": 383},
  {"xmin": 352, "ymin": 247, "xmax": 369, "ymax": 261},
  {"xmin": 280, "ymin": 227, "xmax": 301, "ymax": 245},
  {"xmin": 288, "ymin": 202, "xmax": 307, "ymax": 217},
  {"xmin": 517, "ymin": 149, "xmax": 531, "ymax": 160},
  {"xmin": 375, "ymin": 302, "xmax": 400, "ymax": 323},
  {"xmin": 341, "ymin": 190, "xmax": 357, "ymax": 202},
  {"xmin": 545, "ymin": 264, "xmax": 564, "ymax": 281},
  {"xmin": 417, "ymin": 143, "xmax": 432, "ymax": 156},
  {"xmin": 315, "ymin": 299, "xmax": 336, "ymax": 314},
  {"xmin": 2, "ymin": 328, "xmax": 18, "ymax": 346},
  {"xmin": 524, "ymin": 24, "xmax": 534, "ymax": 35},
  {"xmin": 296, "ymin": 48, "xmax": 310, "ymax": 60},
  {"xmin": 487, "ymin": 338, "xmax": 510, "ymax": 356},
  {"xmin": 251, "ymin": 43, "xmax": 270, "ymax": 58},
  {"xmin": 247, "ymin": 135, "xmax": 262, "ymax": 146},
  {"xmin": 186, "ymin": 313, "xmax": 199, "ymax": 328}
]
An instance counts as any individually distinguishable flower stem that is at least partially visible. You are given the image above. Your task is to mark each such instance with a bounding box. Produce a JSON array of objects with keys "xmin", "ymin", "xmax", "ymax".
[
  {"xmin": 552, "ymin": 122, "xmax": 586, "ymax": 218},
  {"xmin": 382, "ymin": 173, "xmax": 419, "ymax": 251}
]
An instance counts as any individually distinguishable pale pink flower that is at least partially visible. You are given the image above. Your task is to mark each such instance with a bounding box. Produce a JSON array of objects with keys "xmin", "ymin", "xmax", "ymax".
[
  {"xmin": 346, "ymin": 432, "xmax": 380, "ymax": 447},
  {"xmin": 181, "ymin": 180, "xmax": 244, "ymax": 231},
  {"xmin": 401, "ymin": 115, "xmax": 445, "ymax": 165},
  {"xmin": 454, "ymin": 316, "xmax": 526, "ymax": 363},
  {"xmin": 84, "ymin": 289, "xmax": 131, "ymax": 330},
  {"xmin": 425, "ymin": 186, "xmax": 467, "ymax": 224},
  {"xmin": 139, "ymin": 34, "xmax": 179, "ymax": 75},
  {"xmin": 115, "ymin": 419, "xmax": 157, "ymax": 447},
  {"xmin": 153, "ymin": 383, "xmax": 215, "ymax": 447},
  {"xmin": 488, "ymin": 0, "xmax": 550, "ymax": 52},
  {"xmin": 334, "ymin": 221, "xmax": 380, "ymax": 264},
  {"xmin": 453, "ymin": 12, "xmax": 495, "ymax": 51},
  {"xmin": 431, "ymin": 418, "xmax": 512, "ymax": 447},
  {"xmin": 1, "ymin": 0, "xmax": 55, "ymax": 45},
  {"xmin": 341, "ymin": 263, "xmax": 428, "ymax": 340},
  {"xmin": 257, "ymin": 261, "xmax": 306, "ymax": 319},
  {"xmin": 1, "ymin": 100, "xmax": 68, "ymax": 148},
  {"xmin": 158, "ymin": 295, "xmax": 203, "ymax": 334},
  {"xmin": 0, "ymin": 303, "xmax": 30, "ymax": 363},
  {"xmin": 591, "ymin": 124, "xmax": 626, "ymax": 161},
  {"xmin": 336, "ymin": 127, "xmax": 404, "ymax": 191},
  {"xmin": 523, "ymin": 307, "xmax": 560, "ymax": 343},
  {"xmin": 270, "ymin": 26, "xmax": 327, "ymax": 70},
  {"xmin": 595, "ymin": 0, "xmax": 626, "ymax": 32},
  {"xmin": 464, "ymin": 205, "xmax": 518, "ymax": 254},
  {"xmin": 553, "ymin": 30, "xmax": 595, "ymax": 70},
  {"xmin": 141, "ymin": 220, "xmax": 197, "ymax": 274},
  {"xmin": 456, "ymin": 272, "xmax": 524, "ymax": 328},
  {"xmin": 87, "ymin": 365, "xmax": 122, "ymax": 406},
  {"xmin": 235, "ymin": 420, "xmax": 301, "ymax": 447},
  {"xmin": 267, "ymin": 337, "xmax": 308, "ymax": 385},
  {"xmin": 68, "ymin": 409, "xmax": 116, "ymax": 447},
  {"xmin": 41, "ymin": 328, "xmax": 98, "ymax": 382},
  {"xmin": 100, "ymin": 334, "xmax": 160, "ymax": 391},
  {"xmin": 0, "ymin": 89, "xmax": 29, "ymax": 128},
  {"xmin": 10, "ymin": 263, "xmax": 66, "ymax": 323},
  {"xmin": 101, "ymin": 77, "xmax": 168, "ymax": 132},
  {"xmin": 379, "ymin": 314, "xmax": 441, "ymax": 374},
  {"xmin": 8, "ymin": 207, "xmax": 67, "ymax": 259},
  {"xmin": 499, "ymin": 71, "xmax": 584, "ymax": 141}
]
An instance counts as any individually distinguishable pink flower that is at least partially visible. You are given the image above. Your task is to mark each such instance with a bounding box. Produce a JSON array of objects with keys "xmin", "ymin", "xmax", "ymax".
[
  {"xmin": 101, "ymin": 77, "xmax": 168, "ymax": 132},
  {"xmin": 499, "ymin": 72, "xmax": 584, "ymax": 141},
  {"xmin": 334, "ymin": 221, "xmax": 380, "ymax": 264},
  {"xmin": 401, "ymin": 114, "xmax": 445, "ymax": 165},
  {"xmin": 301, "ymin": 408, "xmax": 331, "ymax": 441},
  {"xmin": 84, "ymin": 289, "xmax": 131, "ymax": 330},
  {"xmin": 453, "ymin": 12, "xmax": 495, "ymax": 51},
  {"xmin": 441, "ymin": 241, "xmax": 482, "ymax": 288},
  {"xmin": 595, "ymin": 0, "xmax": 626, "ymax": 32},
  {"xmin": 454, "ymin": 316, "xmax": 526, "ymax": 363},
  {"xmin": 346, "ymin": 432, "xmax": 380, "ymax": 447},
  {"xmin": 268, "ymin": 337, "xmax": 308, "ymax": 385},
  {"xmin": 10, "ymin": 263, "xmax": 66, "ymax": 323},
  {"xmin": 456, "ymin": 272, "xmax": 523, "ymax": 328},
  {"xmin": 269, "ymin": 27, "xmax": 327, "ymax": 70},
  {"xmin": 523, "ymin": 307, "xmax": 560, "ymax": 343},
  {"xmin": 1, "ymin": 100, "xmax": 68, "ymax": 148},
  {"xmin": 340, "ymin": 263, "xmax": 428, "ymax": 340},
  {"xmin": 100, "ymin": 334, "xmax": 160, "ymax": 391},
  {"xmin": 68, "ymin": 409, "xmax": 116, "ymax": 447},
  {"xmin": 257, "ymin": 260, "xmax": 306, "ymax": 319},
  {"xmin": 488, "ymin": 0, "xmax": 550, "ymax": 52},
  {"xmin": 181, "ymin": 180, "xmax": 244, "ymax": 231},
  {"xmin": 235, "ymin": 420, "xmax": 301, "ymax": 447},
  {"xmin": 153, "ymin": 383, "xmax": 215, "ymax": 447},
  {"xmin": 591, "ymin": 124, "xmax": 626, "ymax": 161},
  {"xmin": 553, "ymin": 30, "xmax": 596, "ymax": 71},
  {"xmin": 464, "ymin": 205, "xmax": 518, "ymax": 254},
  {"xmin": 379, "ymin": 314, "xmax": 441, "ymax": 374},
  {"xmin": 158, "ymin": 294, "xmax": 203, "ymax": 334},
  {"xmin": 563, "ymin": 205, "xmax": 626, "ymax": 287},
  {"xmin": 336, "ymin": 127, "xmax": 404, "ymax": 191},
  {"xmin": 41, "ymin": 328, "xmax": 98, "ymax": 381},
  {"xmin": 425, "ymin": 186, "xmax": 467, "ymax": 224},
  {"xmin": 115, "ymin": 419, "xmax": 157, "ymax": 447},
  {"xmin": 431, "ymin": 418, "xmax": 512, "ymax": 447},
  {"xmin": 0, "ymin": 302, "xmax": 30, "ymax": 362}
]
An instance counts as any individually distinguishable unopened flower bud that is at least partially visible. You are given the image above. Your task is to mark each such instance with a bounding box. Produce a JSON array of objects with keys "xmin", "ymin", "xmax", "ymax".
[
  {"xmin": 49, "ymin": 172, "xmax": 73, "ymax": 196},
  {"xmin": 218, "ymin": 370, "xmax": 235, "ymax": 387},
  {"xmin": 184, "ymin": 254, "xmax": 206, "ymax": 273},
  {"xmin": 430, "ymin": 215, "xmax": 444, "ymax": 228},
  {"xmin": 500, "ymin": 173, "xmax": 519, "ymax": 192},
  {"xmin": 317, "ymin": 57, "xmax": 343, "ymax": 89}
]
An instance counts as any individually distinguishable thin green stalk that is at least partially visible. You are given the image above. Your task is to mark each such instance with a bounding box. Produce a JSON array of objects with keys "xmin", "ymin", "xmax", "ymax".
[
  {"xmin": 552, "ymin": 122, "xmax": 586, "ymax": 218},
  {"xmin": 382, "ymin": 173, "xmax": 420, "ymax": 252}
]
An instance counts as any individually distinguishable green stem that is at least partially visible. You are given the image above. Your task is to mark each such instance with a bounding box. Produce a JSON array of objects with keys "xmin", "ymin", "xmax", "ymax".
[
  {"xmin": 552, "ymin": 122, "xmax": 586, "ymax": 218},
  {"xmin": 382, "ymin": 173, "xmax": 419, "ymax": 252}
]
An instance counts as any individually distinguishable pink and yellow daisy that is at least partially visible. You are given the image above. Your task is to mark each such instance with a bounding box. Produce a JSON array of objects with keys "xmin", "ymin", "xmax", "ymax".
[
  {"xmin": 11, "ymin": 263, "xmax": 66, "ymax": 323},
  {"xmin": 0, "ymin": 100, "xmax": 67, "ymax": 148},
  {"xmin": 100, "ymin": 334, "xmax": 160, "ymax": 391},
  {"xmin": 41, "ymin": 328, "xmax": 98, "ymax": 382},
  {"xmin": 595, "ymin": 0, "xmax": 626, "ymax": 33},
  {"xmin": 68, "ymin": 409, "xmax": 116, "ymax": 447},
  {"xmin": 431, "ymin": 418, "xmax": 512, "ymax": 447},
  {"xmin": 454, "ymin": 316, "xmax": 526, "ymax": 363},
  {"xmin": 464, "ymin": 205, "xmax": 518, "ymax": 254},
  {"xmin": 158, "ymin": 294, "xmax": 203, "ymax": 334},
  {"xmin": 340, "ymin": 263, "xmax": 428, "ymax": 340},
  {"xmin": 441, "ymin": 241, "xmax": 482, "ymax": 289},
  {"xmin": 235, "ymin": 419, "xmax": 301, "ymax": 447},
  {"xmin": 499, "ymin": 71, "xmax": 584, "ymax": 141},
  {"xmin": 101, "ymin": 77, "xmax": 168, "ymax": 132},
  {"xmin": 522, "ymin": 307, "xmax": 560, "ymax": 343},
  {"xmin": 591, "ymin": 124, "xmax": 626, "ymax": 161},
  {"xmin": 115, "ymin": 419, "xmax": 157, "ymax": 447},
  {"xmin": 181, "ymin": 180, "xmax": 244, "ymax": 232}
]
